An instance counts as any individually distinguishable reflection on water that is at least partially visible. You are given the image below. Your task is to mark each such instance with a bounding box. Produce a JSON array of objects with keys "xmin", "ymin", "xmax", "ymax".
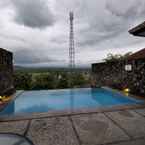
[
  {"xmin": 18, "ymin": 105, "xmax": 54, "ymax": 113},
  {"xmin": 91, "ymin": 88, "xmax": 111, "ymax": 105},
  {"xmin": 70, "ymin": 89, "xmax": 74, "ymax": 111}
]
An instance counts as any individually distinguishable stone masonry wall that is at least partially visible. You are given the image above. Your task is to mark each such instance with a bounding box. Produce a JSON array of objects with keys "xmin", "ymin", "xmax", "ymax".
[
  {"xmin": 0, "ymin": 48, "xmax": 14, "ymax": 95},
  {"xmin": 92, "ymin": 59, "xmax": 145, "ymax": 96}
]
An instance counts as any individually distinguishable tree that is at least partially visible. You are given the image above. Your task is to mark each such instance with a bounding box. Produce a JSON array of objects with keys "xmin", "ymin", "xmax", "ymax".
[
  {"xmin": 72, "ymin": 73, "xmax": 87, "ymax": 87},
  {"xmin": 14, "ymin": 72, "xmax": 32, "ymax": 90},
  {"xmin": 57, "ymin": 73, "xmax": 69, "ymax": 88},
  {"xmin": 31, "ymin": 73, "xmax": 55, "ymax": 89},
  {"xmin": 104, "ymin": 52, "xmax": 132, "ymax": 62}
]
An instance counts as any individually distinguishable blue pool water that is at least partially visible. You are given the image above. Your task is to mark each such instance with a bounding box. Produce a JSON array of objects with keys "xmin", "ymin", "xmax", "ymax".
[{"xmin": 0, "ymin": 88, "xmax": 143, "ymax": 115}]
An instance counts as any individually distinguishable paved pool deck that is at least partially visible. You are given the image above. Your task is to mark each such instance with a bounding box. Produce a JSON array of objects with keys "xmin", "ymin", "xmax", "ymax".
[{"xmin": 1, "ymin": 107, "xmax": 145, "ymax": 145}]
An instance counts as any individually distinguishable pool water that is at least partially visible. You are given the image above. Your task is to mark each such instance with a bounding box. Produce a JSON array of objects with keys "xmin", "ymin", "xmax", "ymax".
[{"xmin": 0, "ymin": 88, "xmax": 143, "ymax": 115}]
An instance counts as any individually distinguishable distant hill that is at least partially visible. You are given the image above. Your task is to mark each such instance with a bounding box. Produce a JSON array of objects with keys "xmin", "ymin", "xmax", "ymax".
[
  {"xmin": 14, "ymin": 65, "xmax": 91, "ymax": 73},
  {"xmin": 14, "ymin": 65, "xmax": 25, "ymax": 69}
]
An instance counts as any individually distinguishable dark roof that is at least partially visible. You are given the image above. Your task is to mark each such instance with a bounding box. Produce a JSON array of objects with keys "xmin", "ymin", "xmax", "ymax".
[
  {"xmin": 128, "ymin": 48, "xmax": 145, "ymax": 60},
  {"xmin": 0, "ymin": 48, "xmax": 12, "ymax": 54},
  {"xmin": 92, "ymin": 60, "xmax": 122, "ymax": 66},
  {"xmin": 129, "ymin": 21, "xmax": 145, "ymax": 37}
]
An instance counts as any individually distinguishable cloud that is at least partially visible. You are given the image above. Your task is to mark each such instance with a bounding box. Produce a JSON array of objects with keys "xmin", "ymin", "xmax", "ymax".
[
  {"xmin": 1, "ymin": 0, "xmax": 145, "ymax": 67},
  {"xmin": 0, "ymin": 0, "xmax": 11, "ymax": 8},
  {"xmin": 106, "ymin": 0, "xmax": 145, "ymax": 21},
  {"xmin": 14, "ymin": 48, "xmax": 65, "ymax": 65},
  {"xmin": 12, "ymin": 0, "xmax": 55, "ymax": 28},
  {"xmin": 0, "ymin": 33, "xmax": 27, "ymax": 44},
  {"xmin": 75, "ymin": 0, "xmax": 145, "ymax": 50}
]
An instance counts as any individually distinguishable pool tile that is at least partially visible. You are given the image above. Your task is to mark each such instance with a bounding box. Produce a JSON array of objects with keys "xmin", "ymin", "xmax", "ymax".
[
  {"xmin": 71, "ymin": 113, "xmax": 129, "ymax": 145},
  {"xmin": 106, "ymin": 110, "xmax": 145, "ymax": 138},
  {"xmin": 26, "ymin": 117, "xmax": 79, "ymax": 145},
  {"xmin": 0, "ymin": 120, "xmax": 29, "ymax": 135}
]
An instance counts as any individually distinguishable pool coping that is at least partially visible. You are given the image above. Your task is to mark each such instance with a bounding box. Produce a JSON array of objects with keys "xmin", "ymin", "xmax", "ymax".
[
  {"xmin": 0, "ymin": 88, "xmax": 145, "ymax": 122},
  {"xmin": 0, "ymin": 103, "xmax": 145, "ymax": 122}
]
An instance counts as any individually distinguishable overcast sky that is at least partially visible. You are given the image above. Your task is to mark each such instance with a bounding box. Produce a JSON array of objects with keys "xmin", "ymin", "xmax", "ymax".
[{"xmin": 0, "ymin": 0, "xmax": 145, "ymax": 67}]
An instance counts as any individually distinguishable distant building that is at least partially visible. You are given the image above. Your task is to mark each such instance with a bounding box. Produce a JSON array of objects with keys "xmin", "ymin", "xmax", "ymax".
[{"xmin": 0, "ymin": 48, "xmax": 14, "ymax": 96}]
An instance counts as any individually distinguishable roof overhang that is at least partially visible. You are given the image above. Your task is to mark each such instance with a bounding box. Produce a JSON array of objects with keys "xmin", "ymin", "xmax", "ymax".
[{"xmin": 129, "ymin": 21, "xmax": 145, "ymax": 37}]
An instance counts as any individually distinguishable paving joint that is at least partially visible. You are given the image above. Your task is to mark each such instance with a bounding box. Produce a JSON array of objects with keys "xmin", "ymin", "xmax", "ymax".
[
  {"xmin": 102, "ymin": 136, "xmax": 145, "ymax": 145},
  {"xmin": 0, "ymin": 133, "xmax": 34, "ymax": 145},
  {"xmin": 23, "ymin": 120, "xmax": 31, "ymax": 136},
  {"xmin": 133, "ymin": 109, "xmax": 145, "ymax": 118},
  {"xmin": 103, "ymin": 113, "xmax": 133, "ymax": 140},
  {"xmin": 68, "ymin": 116, "xmax": 82, "ymax": 145}
]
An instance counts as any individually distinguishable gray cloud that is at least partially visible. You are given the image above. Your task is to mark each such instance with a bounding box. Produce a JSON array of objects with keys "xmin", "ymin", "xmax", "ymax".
[
  {"xmin": 14, "ymin": 48, "xmax": 64, "ymax": 65},
  {"xmin": 1, "ymin": 0, "xmax": 145, "ymax": 67},
  {"xmin": 0, "ymin": 33, "xmax": 28, "ymax": 44},
  {"xmin": 0, "ymin": 0, "xmax": 11, "ymax": 8},
  {"xmin": 106, "ymin": 0, "xmax": 145, "ymax": 20},
  {"xmin": 76, "ymin": 0, "xmax": 145, "ymax": 51},
  {"xmin": 12, "ymin": 0, "xmax": 55, "ymax": 28}
]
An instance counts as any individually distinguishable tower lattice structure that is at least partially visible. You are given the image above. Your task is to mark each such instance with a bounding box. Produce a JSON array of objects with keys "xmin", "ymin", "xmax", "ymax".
[{"xmin": 69, "ymin": 11, "xmax": 75, "ymax": 70}]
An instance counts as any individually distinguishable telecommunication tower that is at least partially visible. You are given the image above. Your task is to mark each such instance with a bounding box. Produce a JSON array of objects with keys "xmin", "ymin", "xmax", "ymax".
[{"xmin": 69, "ymin": 11, "xmax": 75, "ymax": 70}]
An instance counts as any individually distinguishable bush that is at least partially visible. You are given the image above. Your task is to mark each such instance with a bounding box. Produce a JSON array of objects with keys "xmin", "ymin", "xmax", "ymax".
[
  {"xmin": 31, "ymin": 73, "xmax": 55, "ymax": 90},
  {"xmin": 14, "ymin": 72, "xmax": 32, "ymax": 90},
  {"xmin": 14, "ymin": 71, "xmax": 90, "ymax": 90}
]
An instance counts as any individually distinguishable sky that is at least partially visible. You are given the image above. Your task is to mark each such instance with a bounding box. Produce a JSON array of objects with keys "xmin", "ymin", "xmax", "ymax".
[{"xmin": 0, "ymin": 0, "xmax": 145, "ymax": 68}]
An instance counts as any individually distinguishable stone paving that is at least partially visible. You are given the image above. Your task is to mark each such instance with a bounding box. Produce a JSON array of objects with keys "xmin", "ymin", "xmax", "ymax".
[
  {"xmin": 0, "ymin": 120, "xmax": 29, "ymax": 135},
  {"xmin": 0, "ymin": 108, "xmax": 145, "ymax": 145},
  {"xmin": 0, "ymin": 134, "xmax": 33, "ymax": 145},
  {"xmin": 106, "ymin": 110, "xmax": 145, "ymax": 138}
]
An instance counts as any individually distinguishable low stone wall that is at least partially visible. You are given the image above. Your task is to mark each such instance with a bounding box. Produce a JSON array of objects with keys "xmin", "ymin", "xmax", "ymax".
[
  {"xmin": 92, "ymin": 59, "xmax": 145, "ymax": 96},
  {"xmin": 0, "ymin": 48, "xmax": 14, "ymax": 96}
]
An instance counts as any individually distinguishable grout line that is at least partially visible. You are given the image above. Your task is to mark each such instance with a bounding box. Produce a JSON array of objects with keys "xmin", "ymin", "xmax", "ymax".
[
  {"xmin": 103, "ymin": 113, "xmax": 133, "ymax": 140},
  {"xmin": 0, "ymin": 133, "xmax": 34, "ymax": 145},
  {"xmin": 23, "ymin": 120, "xmax": 32, "ymax": 136},
  {"xmin": 68, "ymin": 116, "xmax": 82, "ymax": 145},
  {"xmin": 133, "ymin": 109, "xmax": 145, "ymax": 118},
  {"xmin": 101, "ymin": 136, "xmax": 145, "ymax": 145}
]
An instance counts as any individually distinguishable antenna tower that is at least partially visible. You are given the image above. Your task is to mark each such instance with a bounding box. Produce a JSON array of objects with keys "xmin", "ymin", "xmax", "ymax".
[{"xmin": 69, "ymin": 11, "xmax": 75, "ymax": 71}]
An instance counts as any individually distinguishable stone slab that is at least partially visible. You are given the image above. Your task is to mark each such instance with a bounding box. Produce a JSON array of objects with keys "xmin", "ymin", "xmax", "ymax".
[
  {"xmin": 135, "ymin": 108, "xmax": 145, "ymax": 117},
  {"xmin": 111, "ymin": 139, "xmax": 145, "ymax": 145},
  {"xmin": 71, "ymin": 113, "xmax": 129, "ymax": 145},
  {"xmin": 106, "ymin": 110, "xmax": 145, "ymax": 138},
  {"xmin": 27, "ymin": 117, "xmax": 79, "ymax": 145},
  {"xmin": 0, "ymin": 133, "xmax": 33, "ymax": 145},
  {"xmin": 0, "ymin": 120, "xmax": 29, "ymax": 135}
]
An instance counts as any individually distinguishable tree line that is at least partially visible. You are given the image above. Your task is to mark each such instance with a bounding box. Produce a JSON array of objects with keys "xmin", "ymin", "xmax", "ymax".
[{"xmin": 13, "ymin": 71, "xmax": 90, "ymax": 90}]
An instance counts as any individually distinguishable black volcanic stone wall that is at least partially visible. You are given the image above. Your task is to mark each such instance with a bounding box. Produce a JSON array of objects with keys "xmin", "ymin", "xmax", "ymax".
[
  {"xmin": 92, "ymin": 59, "xmax": 145, "ymax": 96},
  {"xmin": 0, "ymin": 48, "xmax": 14, "ymax": 96}
]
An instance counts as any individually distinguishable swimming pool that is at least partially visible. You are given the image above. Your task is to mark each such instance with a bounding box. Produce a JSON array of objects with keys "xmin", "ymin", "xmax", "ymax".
[{"xmin": 0, "ymin": 88, "xmax": 143, "ymax": 115}]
